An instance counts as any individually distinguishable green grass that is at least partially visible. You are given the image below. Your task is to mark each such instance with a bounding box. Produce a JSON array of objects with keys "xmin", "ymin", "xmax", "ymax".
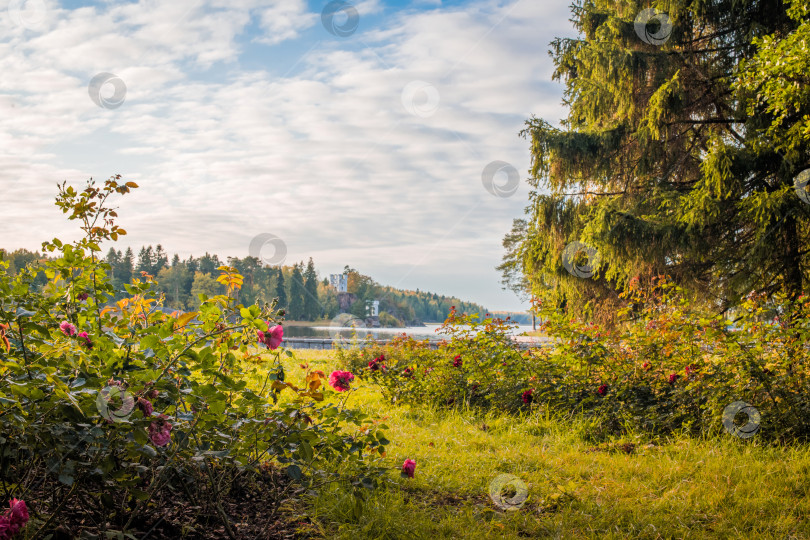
[{"xmin": 271, "ymin": 350, "xmax": 810, "ymax": 539}]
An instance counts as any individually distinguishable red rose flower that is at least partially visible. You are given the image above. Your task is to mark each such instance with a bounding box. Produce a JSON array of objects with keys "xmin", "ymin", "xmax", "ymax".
[
  {"xmin": 401, "ymin": 459, "xmax": 416, "ymax": 479},
  {"xmin": 368, "ymin": 354, "xmax": 385, "ymax": 371},
  {"xmin": 685, "ymin": 364, "xmax": 695, "ymax": 377}
]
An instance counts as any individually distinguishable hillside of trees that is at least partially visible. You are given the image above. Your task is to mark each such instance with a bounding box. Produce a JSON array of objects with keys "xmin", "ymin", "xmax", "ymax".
[{"xmin": 0, "ymin": 246, "xmax": 488, "ymax": 325}]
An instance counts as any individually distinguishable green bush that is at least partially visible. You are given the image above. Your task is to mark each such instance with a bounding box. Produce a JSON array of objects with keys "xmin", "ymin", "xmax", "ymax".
[
  {"xmin": 338, "ymin": 311, "xmax": 534, "ymax": 413},
  {"xmin": 0, "ymin": 178, "xmax": 389, "ymax": 538},
  {"xmin": 340, "ymin": 280, "xmax": 810, "ymax": 442}
]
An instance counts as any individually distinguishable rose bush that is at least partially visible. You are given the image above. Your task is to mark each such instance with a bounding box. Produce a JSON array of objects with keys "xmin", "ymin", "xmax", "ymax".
[
  {"xmin": 0, "ymin": 178, "xmax": 390, "ymax": 537},
  {"xmin": 339, "ymin": 309, "xmax": 534, "ymax": 413},
  {"xmin": 340, "ymin": 279, "xmax": 810, "ymax": 441}
]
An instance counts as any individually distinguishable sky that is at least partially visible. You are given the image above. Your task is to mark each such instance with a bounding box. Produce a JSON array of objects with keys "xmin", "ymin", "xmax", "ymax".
[{"xmin": 0, "ymin": 0, "xmax": 577, "ymax": 312}]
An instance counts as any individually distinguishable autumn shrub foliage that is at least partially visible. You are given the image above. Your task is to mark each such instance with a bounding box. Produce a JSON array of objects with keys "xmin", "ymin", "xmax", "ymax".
[
  {"xmin": 0, "ymin": 178, "xmax": 389, "ymax": 538},
  {"xmin": 341, "ymin": 279, "xmax": 810, "ymax": 441},
  {"xmin": 339, "ymin": 308, "xmax": 531, "ymax": 413}
]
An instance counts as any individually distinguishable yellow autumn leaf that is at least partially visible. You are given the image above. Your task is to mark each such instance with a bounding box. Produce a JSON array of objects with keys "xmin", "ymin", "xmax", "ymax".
[
  {"xmin": 305, "ymin": 371, "xmax": 323, "ymax": 391},
  {"xmin": 216, "ymin": 266, "xmax": 244, "ymax": 294},
  {"xmin": 271, "ymin": 381, "xmax": 299, "ymax": 393},
  {"xmin": 173, "ymin": 311, "xmax": 198, "ymax": 329}
]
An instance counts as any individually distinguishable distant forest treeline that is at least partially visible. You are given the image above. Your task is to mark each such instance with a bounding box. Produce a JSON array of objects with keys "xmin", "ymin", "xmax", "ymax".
[{"xmin": 0, "ymin": 246, "xmax": 489, "ymax": 325}]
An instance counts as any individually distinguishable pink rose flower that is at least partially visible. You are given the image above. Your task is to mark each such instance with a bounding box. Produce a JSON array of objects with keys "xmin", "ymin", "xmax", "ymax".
[
  {"xmin": 328, "ymin": 370, "xmax": 354, "ymax": 392},
  {"xmin": 257, "ymin": 324, "xmax": 283, "ymax": 349},
  {"xmin": 452, "ymin": 355, "xmax": 462, "ymax": 368},
  {"xmin": 8, "ymin": 499, "xmax": 27, "ymax": 525},
  {"xmin": 77, "ymin": 331, "xmax": 93, "ymax": 350},
  {"xmin": 0, "ymin": 498, "xmax": 29, "ymax": 538},
  {"xmin": 148, "ymin": 415, "xmax": 172, "ymax": 447},
  {"xmin": 59, "ymin": 321, "xmax": 77, "ymax": 337},
  {"xmin": 522, "ymin": 389, "xmax": 533, "ymax": 404},
  {"xmin": 0, "ymin": 516, "xmax": 12, "ymax": 539},
  {"xmin": 597, "ymin": 384, "xmax": 608, "ymax": 396},
  {"xmin": 137, "ymin": 397, "xmax": 153, "ymax": 417},
  {"xmin": 401, "ymin": 459, "xmax": 416, "ymax": 478}
]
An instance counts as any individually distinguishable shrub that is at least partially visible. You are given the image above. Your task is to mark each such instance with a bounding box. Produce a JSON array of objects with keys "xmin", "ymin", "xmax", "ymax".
[
  {"xmin": 340, "ymin": 280, "xmax": 810, "ymax": 442},
  {"xmin": 338, "ymin": 310, "xmax": 536, "ymax": 413},
  {"xmin": 0, "ymin": 178, "xmax": 389, "ymax": 537}
]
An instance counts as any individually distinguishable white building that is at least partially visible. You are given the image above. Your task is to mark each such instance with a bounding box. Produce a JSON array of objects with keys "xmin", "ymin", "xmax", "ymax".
[{"xmin": 329, "ymin": 273, "xmax": 348, "ymax": 293}]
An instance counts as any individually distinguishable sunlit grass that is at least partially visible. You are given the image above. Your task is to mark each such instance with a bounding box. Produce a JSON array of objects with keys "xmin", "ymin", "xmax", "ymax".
[{"xmin": 263, "ymin": 349, "xmax": 810, "ymax": 539}]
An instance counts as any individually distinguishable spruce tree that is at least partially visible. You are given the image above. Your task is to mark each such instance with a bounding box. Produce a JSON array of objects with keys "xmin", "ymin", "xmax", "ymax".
[
  {"xmin": 153, "ymin": 244, "xmax": 169, "ymax": 274},
  {"xmin": 121, "ymin": 248, "xmax": 134, "ymax": 284},
  {"xmin": 198, "ymin": 253, "xmax": 220, "ymax": 275},
  {"xmin": 288, "ymin": 263, "xmax": 306, "ymax": 320},
  {"xmin": 136, "ymin": 246, "xmax": 153, "ymax": 275},
  {"xmin": 105, "ymin": 248, "xmax": 120, "ymax": 280},
  {"xmin": 303, "ymin": 258, "xmax": 320, "ymax": 320},
  {"xmin": 275, "ymin": 268, "xmax": 287, "ymax": 313},
  {"xmin": 500, "ymin": 0, "xmax": 806, "ymax": 322}
]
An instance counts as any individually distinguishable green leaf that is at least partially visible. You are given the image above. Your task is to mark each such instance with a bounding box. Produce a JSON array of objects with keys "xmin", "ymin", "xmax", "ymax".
[
  {"xmin": 58, "ymin": 473, "xmax": 74, "ymax": 486},
  {"xmin": 286, "ymin": 464, "xmax": 302, "ymax": 481},
  {"xmin": 299, "ymin": 440, "xmax": 313, "ymax": 462},
  {"xmin": 101, "ymin": 493, "xmax": 115, "ymax": 509},
  {"xmin": 131, "ymin": 489, "xmax": 150, "ymax": 501},
  {"xmin": 140, "ymin": 335, "xmax": 160, "ymax": 350}
]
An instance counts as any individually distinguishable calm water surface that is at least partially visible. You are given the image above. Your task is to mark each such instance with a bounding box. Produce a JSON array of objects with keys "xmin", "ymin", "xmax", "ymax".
[{"xmin": 284, "ymin": 323, "xmax": 537, "ymax": 340}]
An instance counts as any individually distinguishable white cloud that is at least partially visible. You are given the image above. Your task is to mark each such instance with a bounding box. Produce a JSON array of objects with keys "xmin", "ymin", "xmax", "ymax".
[
  {"xmin": 255, "ymin": 0, "xmax": 314, "ymax": 45},
  {"xmin": 0, "ymin": 0, "xmax": 575, "ymax": 310}
]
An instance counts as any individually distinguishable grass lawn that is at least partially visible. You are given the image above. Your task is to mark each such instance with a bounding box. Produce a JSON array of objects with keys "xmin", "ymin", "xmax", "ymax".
[{"xmin": 260, "ymin": 350, "xmax": 810, "ymax": 539}]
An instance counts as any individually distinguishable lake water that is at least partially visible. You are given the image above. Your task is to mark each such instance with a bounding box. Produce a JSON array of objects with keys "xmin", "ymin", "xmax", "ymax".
[{"xmin": 284, "ymin": 323, "xmax": 538, "ymax": 340}]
